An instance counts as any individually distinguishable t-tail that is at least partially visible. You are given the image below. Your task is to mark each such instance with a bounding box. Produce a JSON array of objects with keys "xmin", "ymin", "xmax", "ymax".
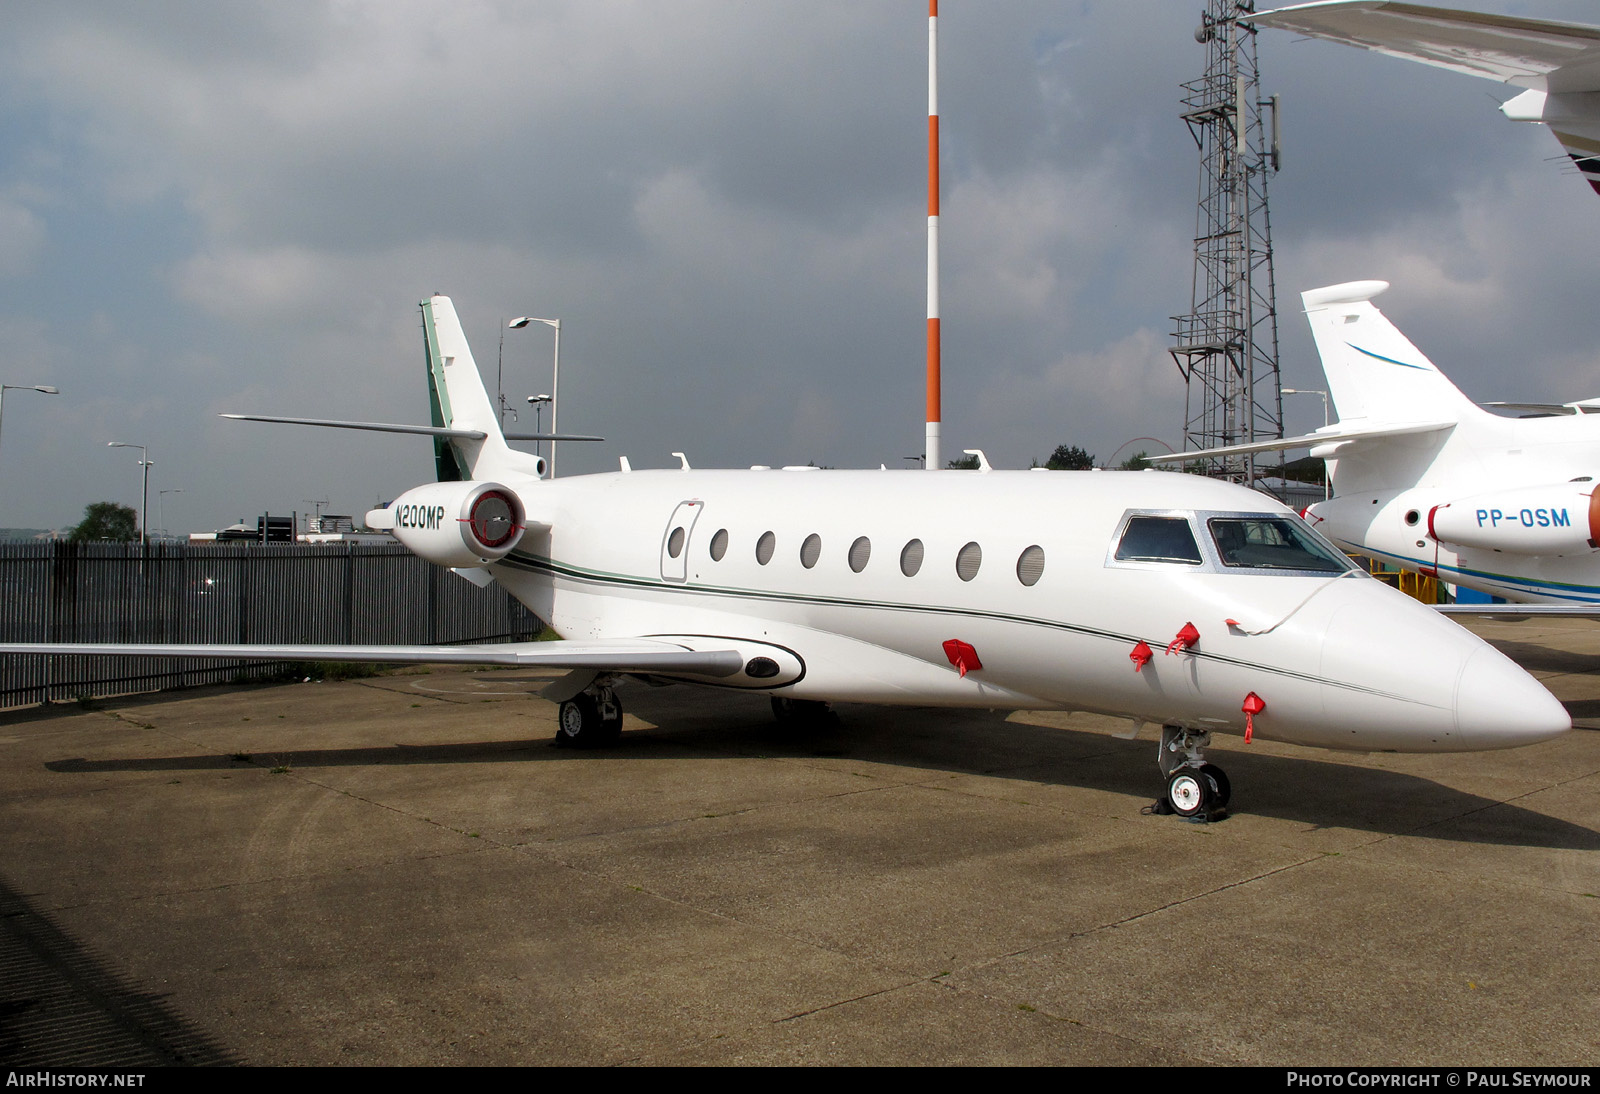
[
  {"xmin": 420, "ymin": 295, "xmax": 543, "ymax": 483},
  {"xmin": 1301, "ymin": 281, "xmax": 1484, "ymax": 430}
]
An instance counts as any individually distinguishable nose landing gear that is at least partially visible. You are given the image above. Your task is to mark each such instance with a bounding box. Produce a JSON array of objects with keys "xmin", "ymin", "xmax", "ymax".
[{"xmin": 1151, "ymin": 725, "xmax": 1231, "ymax": 821}]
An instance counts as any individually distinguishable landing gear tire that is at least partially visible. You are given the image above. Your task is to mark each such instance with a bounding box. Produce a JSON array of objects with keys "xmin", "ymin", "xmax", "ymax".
[
  {"xmin": 1152, "ymin": 725, "xmax": 1228, "ymax": 821},
  {"xmin": 1199, "ymin": 762, "xmax": 1231, "ymax": 809},
  {"xmin": 1166, "ymin": 767, "xmax": 1210, "ymax": 818},
  {"xmin": 555, "ymin": 688, "xmax": 624, "ymax": 749}
]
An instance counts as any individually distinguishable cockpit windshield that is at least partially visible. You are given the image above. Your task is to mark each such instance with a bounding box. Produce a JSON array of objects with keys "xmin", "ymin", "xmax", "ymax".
[
  {"xmin": 1207, "ymin": 517, "xmax": 1352, "ymax": 573},
  {"xmin": 1114, "ymin": 516, "xmax": 1203, "ymax": 564}
]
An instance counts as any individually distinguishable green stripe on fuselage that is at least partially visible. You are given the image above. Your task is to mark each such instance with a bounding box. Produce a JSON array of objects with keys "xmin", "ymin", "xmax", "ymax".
[{"xmin": 496, "ymin": 550, "xmax": 1417, "ymax": 704}]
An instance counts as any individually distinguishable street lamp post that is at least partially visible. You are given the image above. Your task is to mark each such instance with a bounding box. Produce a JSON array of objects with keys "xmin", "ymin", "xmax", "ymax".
[
  {"xmin": 526, "ymin": 394, "xmax": 552, "ymax": 468},
  {"xmin": 107, "ymin": 442, "xmax": 152, "ymax": 548},
  {"xmin": 1281, "ymin": 387, "xmax": 1330, "ymax": 428},
  {"xmin": 159, "ymin": 488, "xmax": 184, "ymax": 539},
  {"xmin": 0, "ymin": 384, "xmax": 60, "ymax": 473},
  {"xmin": 509, "ymin": 317, "xmax": 562, "ymax": 477},
  {"xmin": 1281, "ymin": 388, "xmax": 1332, "ymax": 499}
]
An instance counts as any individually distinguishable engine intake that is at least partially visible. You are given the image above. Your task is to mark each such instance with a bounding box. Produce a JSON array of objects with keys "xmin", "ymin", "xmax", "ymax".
[{"xmin": 369, "ymin": 481, "xmax": 526, "ymax": 567}]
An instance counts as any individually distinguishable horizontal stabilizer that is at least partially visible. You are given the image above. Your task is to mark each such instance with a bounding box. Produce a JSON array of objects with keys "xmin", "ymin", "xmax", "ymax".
[
  {"xmin": 0, "ymin": 639, "xmax": 745, "ymax": 677},
  {"xmin": 225, "ymin": 414, "xmax": 603, "ymax": 445},
  {"xmin": 502, "ymin": 432, "xmax": 605, "ymax": 442},
  {"xmin": 223, "ymin": 413, "xmax": 487, "ymax": 440},
  {"xmin": 1143, "ymin": 419, "xmax": 1453, "ymax": 464}
]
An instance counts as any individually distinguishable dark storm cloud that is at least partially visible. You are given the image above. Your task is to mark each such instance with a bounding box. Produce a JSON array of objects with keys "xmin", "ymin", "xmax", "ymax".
[{"xmin": 0, "ymin": 1, "xmax": 1596, "ymax": 531}]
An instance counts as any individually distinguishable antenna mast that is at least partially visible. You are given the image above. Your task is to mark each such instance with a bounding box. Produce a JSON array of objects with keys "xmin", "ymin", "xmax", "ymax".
[{"xmin": 1170, "ymin": 0, "xmax": 1283, "ymax": 484}]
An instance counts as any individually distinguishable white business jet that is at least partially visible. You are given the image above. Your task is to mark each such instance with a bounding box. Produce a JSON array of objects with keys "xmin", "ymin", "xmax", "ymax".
[
  {"xmin": 0, "ymin": 296, "xmax": 1569, "ymax": 818},
  {"xmin": 1149, "ymin": 280, "xmax": 1600, "ymax": 612},
  {"xmin": 1254, "ymin": 1, "xmax": 1600, "ymax": 198}
]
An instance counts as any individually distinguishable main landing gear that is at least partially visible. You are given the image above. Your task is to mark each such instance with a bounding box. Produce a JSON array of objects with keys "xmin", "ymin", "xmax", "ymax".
[
  {"xmin": 770, "ymin": 696, "xmax": 832, "ymax": 727},
  {"xmin": 1151, "ymin": 724, "xmax": 1231, "ymax": 821},
  {"xmin": 555, "ymin": 679, "xmax": 624, "ymax": 748}
]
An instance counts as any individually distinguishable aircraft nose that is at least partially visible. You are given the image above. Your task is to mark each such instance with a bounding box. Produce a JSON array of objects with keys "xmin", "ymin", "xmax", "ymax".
[{"xmin": 1454, "ymin": 645, "xmax": 1570, "ymax": 748}]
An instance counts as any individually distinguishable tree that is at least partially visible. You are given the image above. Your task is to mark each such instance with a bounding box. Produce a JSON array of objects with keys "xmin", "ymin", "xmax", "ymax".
[
  {"xmin": 1040, "ymin": 444, "xmax": 1095, "ymax": 470},
  {"xmin": 946, "ymin": 454, "xmax": 980, "ymax": 470},
  {"xmin": 69, "ymin": 502, "xmax": 138, "ymax": 543},
  {"xmin": 1119, "ymin": 451, "xmax": 1151, "ymax": 471}
]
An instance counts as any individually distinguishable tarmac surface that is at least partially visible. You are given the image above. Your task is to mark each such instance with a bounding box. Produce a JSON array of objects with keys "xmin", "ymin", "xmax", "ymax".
[{"xmin": 1, "ymin": 617, "xmax": 1597, "ymax": 1067}]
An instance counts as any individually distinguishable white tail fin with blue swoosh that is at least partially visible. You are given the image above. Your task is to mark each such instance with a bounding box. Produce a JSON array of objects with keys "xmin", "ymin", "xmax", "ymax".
[{"xmin": 1301, "ymin": 281, "xmax": 1483, "ymax": 428}]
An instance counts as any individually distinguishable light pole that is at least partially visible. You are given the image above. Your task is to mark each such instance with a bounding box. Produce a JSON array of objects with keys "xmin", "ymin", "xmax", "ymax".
[
  {"xmin": 0, "ymin": 384, "xmax": 60, "ymax": 473},
  {"xmin": 495, "ymin": 323, "xmax": 519, "ymax": 427},
  {"xmin": 1281, "ymin": 387, "xmax": 1330, "ymax": 428},
  {"xmin": 509, "ymin": 317, "xmax": 562, "ymax": 477},
  {"xmin": 1281, "ymin": 388, "xmax": 1331, "ymax": 499},
  {"xmin": 107, "ymin": 442, "xmax": 152, "ymax": 548},
  {"xmin": 159, "ymin": 488, "xmax": 184, "ymax": 539},
  {"xmin": 526, "ymin": 394, "xmax": 552, "ymax": 469}
]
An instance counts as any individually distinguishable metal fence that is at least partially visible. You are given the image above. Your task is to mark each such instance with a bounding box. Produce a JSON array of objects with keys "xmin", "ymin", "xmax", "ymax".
[{"xmin": 0, "ymin": 542, "xmax": 542, "ymax": 708}]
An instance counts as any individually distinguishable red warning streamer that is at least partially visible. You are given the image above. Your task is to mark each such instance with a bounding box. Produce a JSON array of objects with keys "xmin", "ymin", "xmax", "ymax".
[
  {"xmin": 1242, "ymin": 692, "xmax": 1266, "ymax": 743},
  {"xmin": 1129, "ymin": 640, "xmax": 1153, "ymax": 672}
]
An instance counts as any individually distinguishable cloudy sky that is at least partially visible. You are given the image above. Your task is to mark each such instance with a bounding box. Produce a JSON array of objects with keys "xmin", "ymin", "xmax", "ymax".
[{"xmin": 1, "ymin": 0, "xmax": 1597, "ymax": 533}]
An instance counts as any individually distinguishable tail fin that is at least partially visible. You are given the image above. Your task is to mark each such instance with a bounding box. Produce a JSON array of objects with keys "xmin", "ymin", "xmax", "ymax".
[
  {"xmin": 1301, "ymin": 281, "xmax": 1484, "ymax": 427},
  {"xmin": 421, "ymin": 295, "xmax": 542, "ymax": 482}
]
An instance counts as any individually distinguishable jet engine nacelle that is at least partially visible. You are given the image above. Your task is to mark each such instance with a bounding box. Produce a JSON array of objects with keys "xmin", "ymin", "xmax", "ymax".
[
  {"xmin": 1427, "ymin": 483, "xmax": 1600, "ymax": 556},
  {"xmin": 369, "ymin": 481, "xmax": 526, "ymax": 568}
]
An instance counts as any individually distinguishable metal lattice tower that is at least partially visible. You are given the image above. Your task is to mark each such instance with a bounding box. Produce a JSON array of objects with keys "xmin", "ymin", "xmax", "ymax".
[{"xmin": 1170, "ymin": 1, "xmax": 1282, "ymax": 484}]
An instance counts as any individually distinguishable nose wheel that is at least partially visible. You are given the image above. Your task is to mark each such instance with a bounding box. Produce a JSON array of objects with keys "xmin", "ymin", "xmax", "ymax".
[
  {"xmin": 1154, "ymin": 725, "xmax": 1230, "ymax": 820},
  {"xmin": 555, "ymin": 682, "xmax": 624, "ymax": 748}
]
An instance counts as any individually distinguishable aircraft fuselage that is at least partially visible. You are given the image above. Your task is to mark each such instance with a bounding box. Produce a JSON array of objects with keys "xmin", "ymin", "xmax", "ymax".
[{"xmin": 489, "ymin": 466, "xmax": 1566, "ymax": 754}]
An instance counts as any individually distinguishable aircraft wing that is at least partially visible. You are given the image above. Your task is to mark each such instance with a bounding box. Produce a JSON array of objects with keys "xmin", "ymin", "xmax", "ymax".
[
  {"xmin": 1437, "ymin": 604, "xmax": 1600, "ymax": 619},
  {"xmin": 1254, "ymin": 2, "xmax": 1600, "ymax": 195},
  {"xmin": 1484, "ymin": 400, "xmax": 1600, "ymax": 416},
  {"xmin": 1252, "ymin": 2, "xmax": 1600, "ymax": 91},
  {"xmin": 1143, "ymin": 419, "xmax": 1453, "ymax": 465},
  {"xmin": 0, "ymin": 638, "xmax": 745, "ymax": 676}
]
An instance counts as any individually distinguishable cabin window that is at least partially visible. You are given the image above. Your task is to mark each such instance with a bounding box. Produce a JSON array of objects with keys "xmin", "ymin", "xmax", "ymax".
[
  {"xmin": 709, "ymin": 528, "xmax": 728, "ymax": 561},
  {"xmin": 666, "ymin": 526, "xmax": 686, "ymax": 559},
  {"xmin": 1207, "ymin": 517, "xmax": 1351, "ymax": 573},
  {"xmin": 956, "ymin": 541, "xmax": 982, "ymax": 582},
  {"xmin": 800, "ymin": 533, "xmax": 822, "ymax": 569},
  {"xmin": 1115, "ymin": 517, "xmax": 1202, "ymax": 564},
  {"xmin": 848, "ymin": 536, "xmax": 871, "ymax": 573},
  {"xmin": 756, "ymin": 531, "xmax": 776, "ymax": 565},
  {"xmin": 900, "ymin": 539, "xmax": 924, "ymax": 577},
  {"xmin": 1016, "ymin": 545, "xmax": 1045, "ymax": 586}
]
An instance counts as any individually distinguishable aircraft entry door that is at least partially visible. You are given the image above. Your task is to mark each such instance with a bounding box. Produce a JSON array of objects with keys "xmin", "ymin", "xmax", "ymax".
[{"xmin": 660, "ymin": 500, "xmax": 703, "ymax": 583}]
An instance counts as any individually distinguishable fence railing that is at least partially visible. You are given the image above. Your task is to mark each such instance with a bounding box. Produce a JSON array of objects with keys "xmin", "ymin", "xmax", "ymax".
[{"xmin": 0, "ymin": 542, "xmax": 542, "ymax": 708}]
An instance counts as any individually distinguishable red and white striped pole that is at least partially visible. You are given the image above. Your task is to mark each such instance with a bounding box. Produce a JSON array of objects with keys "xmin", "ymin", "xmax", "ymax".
[{"xmin": 925, "ymin": 0, "xmax": 941, "ymax": 470}]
